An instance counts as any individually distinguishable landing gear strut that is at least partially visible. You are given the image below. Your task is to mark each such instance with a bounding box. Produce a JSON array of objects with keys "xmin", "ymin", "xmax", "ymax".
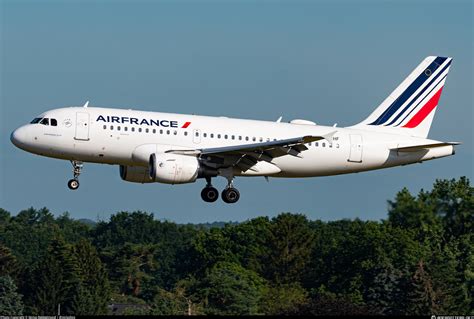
[
  {"xmin": 221, "ymin": 171, "xmax": 240, "ymax": 204},
  {"xmin": 201, "ymin": 177, "xmax": 219, "ymax": 202},
  {"xmin": 67, "ymin": 160, "xmax": 83, "ymax": 190}
]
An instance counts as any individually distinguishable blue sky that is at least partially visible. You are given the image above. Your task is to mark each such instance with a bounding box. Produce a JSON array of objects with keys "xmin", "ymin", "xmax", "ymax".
[{"xmin": 1, "ymin": 0, "xmax": 472, "ymax": 223}]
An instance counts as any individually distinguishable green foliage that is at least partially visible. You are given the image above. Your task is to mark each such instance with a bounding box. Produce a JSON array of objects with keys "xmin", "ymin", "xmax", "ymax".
[
  {"xmin": 0, "ymin": 275, "xmax": 24, "ymax": 315},
  {"xmin": 266, "ymin": 213, "xmax": 314, "ymax": 283},
  {"xmin": 23, "ymin": 238, "xmax": 79, "ymax": 315},
  {"xmin": 259, "ymin": 283, "xmax": 308, "ymax": 315},
  {"xmin": 70, "ymin": 239, "xmax": 110, "ymax": 314},
  {"xmin": 0, "ymin": 244, "xmax": 18, "ymax": 278},
  {"xmin": 200, "ymin": 262, "xmax": 265, "ymax": 315},
  {"xmin": 0, "ymin": 177, "xmax": 471, "ymax": 315}
]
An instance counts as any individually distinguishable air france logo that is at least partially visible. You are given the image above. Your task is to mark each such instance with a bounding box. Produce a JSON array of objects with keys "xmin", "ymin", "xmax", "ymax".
[{"xmin": 96, "ymin": 115, "xmax": 191, "ymax": 128}]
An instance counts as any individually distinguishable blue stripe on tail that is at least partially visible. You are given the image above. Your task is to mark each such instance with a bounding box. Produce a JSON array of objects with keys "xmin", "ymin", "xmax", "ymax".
[
  {"xmin": 369, "ymin": 56, "xmax": 447, "ymax": 126},
  {"xmin": 385, "ymin": 60, "xmax": 451, "ymax": 126}
]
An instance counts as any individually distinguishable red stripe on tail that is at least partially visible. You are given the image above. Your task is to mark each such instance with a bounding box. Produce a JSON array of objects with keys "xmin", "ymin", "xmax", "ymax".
[{"xmin": 403, "ymin": 87, "xmax": 444, "ymax": 128}]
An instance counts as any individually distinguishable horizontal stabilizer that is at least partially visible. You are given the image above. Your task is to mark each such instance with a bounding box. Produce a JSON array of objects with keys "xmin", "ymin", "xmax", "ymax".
[{"xmin": 391, "ymin": 142, "xmax": 460, "ymax": 152}]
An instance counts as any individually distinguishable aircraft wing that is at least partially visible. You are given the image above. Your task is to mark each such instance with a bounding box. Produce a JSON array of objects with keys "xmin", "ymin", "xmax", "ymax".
[
  {"xmin": 167, "ymin": 131, "xmax": 337, "ymax": 172},
  {"xmin": 390, "ymin": 142, "xmax": 460, "ymax": 152}
]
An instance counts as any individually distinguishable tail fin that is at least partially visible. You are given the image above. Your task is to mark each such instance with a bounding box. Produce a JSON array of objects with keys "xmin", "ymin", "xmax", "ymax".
[{"xmin": 354, "ymin": 56, "xmax": 453, "ymax": 138}]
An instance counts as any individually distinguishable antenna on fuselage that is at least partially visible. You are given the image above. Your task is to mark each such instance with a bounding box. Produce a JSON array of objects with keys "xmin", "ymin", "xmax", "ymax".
[
  {"xmin": 276, "ymin": 116, "xmax": 282, "ymax": 123},
  {"xmin": 83, "ymin": 101, "xmax": 89, "ymax": 108}
]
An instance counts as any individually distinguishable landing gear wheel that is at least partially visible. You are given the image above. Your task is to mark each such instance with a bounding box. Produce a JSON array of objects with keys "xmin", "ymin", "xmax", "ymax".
[
  {"xmin": 201, "ymin": 187, "xmax": 219, "ymax": 202},
  {"xmin": 67, "ymin": 179, "xmax": 80, "ymax": 190},
  {"xmin": 222, "ymin": 187, "xmax": 240, "ymax": 204},
  {"xmin": 68, "ymin": 160, "xmax": 83, "ymax": 190}
]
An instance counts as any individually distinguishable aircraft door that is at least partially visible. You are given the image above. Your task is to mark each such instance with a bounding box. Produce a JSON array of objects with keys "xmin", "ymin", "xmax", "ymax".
[
  {"xmin": 75, "ymin": 112, "xmax": 90, "ymax": 141},
  {"xmin": 348, "ymin": 134, "xmax": 363, "ymax": 163},
  {"xmin": 193, "ymin": 129, "xmax": 201, "ymax": 144}
]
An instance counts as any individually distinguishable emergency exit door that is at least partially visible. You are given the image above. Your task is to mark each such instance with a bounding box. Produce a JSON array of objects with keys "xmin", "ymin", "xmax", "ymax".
[{"xmin": 75, "ymin": 112, "xmax": 90, "ymax": 141}]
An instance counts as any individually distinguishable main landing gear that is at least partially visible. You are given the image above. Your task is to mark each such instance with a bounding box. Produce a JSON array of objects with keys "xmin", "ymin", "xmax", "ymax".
[
  {"xmin": 67, "ymin": 160, "xmax": 83, "ymax": 190},
  {"xmin": 201, "ymin": 177, "xmax": 219, "ymax": 203},
  {"xmin": 200, "ymin": 175, "xmax": 240, "ymax": 204}
]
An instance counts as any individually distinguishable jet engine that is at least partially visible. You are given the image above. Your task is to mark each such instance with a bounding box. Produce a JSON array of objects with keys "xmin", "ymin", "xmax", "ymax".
[
  {"xmin": 149, "ymin": 153, "xmax": 200, "ymax": 184},
  {"xmin": 119, "ymin": 165, "xmax": 154, "ymax": 183}
]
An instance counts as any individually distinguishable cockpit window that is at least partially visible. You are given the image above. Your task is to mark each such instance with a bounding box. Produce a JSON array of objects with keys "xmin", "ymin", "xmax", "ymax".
[
  {"xmin": 51, "ymin": 119, "xmax": 58, "ymax": 126},
  {"xmin": 39, "ymin": 118, "xmax": 49, "ymax": 125},
  {"xmin": 30, "ymin": 118, "xmax": 42, "ymax": 124}
]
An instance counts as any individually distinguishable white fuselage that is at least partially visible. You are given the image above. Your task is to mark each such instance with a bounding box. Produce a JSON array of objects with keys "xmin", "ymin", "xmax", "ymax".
[{"xmin": 11, "ymin": 106, "xmax": 454, "ymax": 178}]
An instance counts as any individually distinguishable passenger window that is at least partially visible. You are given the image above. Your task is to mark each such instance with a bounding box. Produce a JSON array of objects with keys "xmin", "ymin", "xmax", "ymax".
[
  {"xmin": 160, "ymin": 129, "xmax": 163, "ymax": 134},
  {"xmin": 173, "ymin": 130, "xmax": 177, "ymax": 135},
  {"xmin": 40, "ymin": 118, "xmax": 49, "ymax": 126},
  {"xmin": 30, "ymin": 118, "xmax": 42, "ymax": 124},
  {"xmin": 329, "ymin": 143, "xmax": 333, "ymax": 148},
  {"xmin": 167, "ymin": 130, "xmax": 170, "ymax": 135},
  {"xmin": 259, "ymin": 137, "xmax": 263, "ymax": 142},
  {"xmin": 309, "ymin": 142, "xmax": 312, "ymax": 146},
  {"xmin": 51, "ymin": 119, "xmax": 58, "ymax": 126},
  {"xmin": 224, "ymin": 134, "xmax": 228, "ymax": 139},
  {"xmin": 152, "ymin": 129, "xmax": 156, "ymax": 134},
  {"xmin": 315, "ymin": 142, "xmax": 319, "ymax": 147},
  {"xmin": 195, "ymin": 131, "xmax": 199, "ymax": 137},
  {"xmin": 231, "ymin": 135, "xmax": 235, "ymax": 140},
  {"xmin": 110, "ymin": 125, "xmax": 114, "ymax": 130},
  {"xmin": 217, "ymin": 134, "xmax": 221, "ymax": 139},
  {"xmin": 252, "ymin": 137, "xmax": 256, "ymax": 142},
  {"xmin": 245, "ymin": 137, "xmax": 249, "ymax": 141},
  {"xmin": 184, "ymin": 131, "xmax": 188, "ymax": 136},
  {"xmin": 336, "ymin": 143, "xmax": 340, "ymax": 148},
  {"xmin": 210, "ymin": 133, "xmax": 214, "ymax": 138},
  {"xmin": 117, "ymin": 126, "xmax": 121, "ymax": 131},
  {"xmin": 125, "ymin": 127, "xmax": 128, "ymax": 132},
  {"xmin": 103, "ymin": 125, "xmax": 107, "ymax": 130},
  {"xmin": 322, "ymin": 142, "xmax": 326, "ymax": 147},
  {"xmin": 131, "ymin": 127, "xmax": 135, "ymax": 132},
  {"xmin": 138, "ymin": 128, "xmax": 142, "ymax": 133},
  {"xmin": 145, "ymin": 128, "xmax": 149, "ymax": 133},
  {"xmin": 239, "ymin": 136, "xmax": 242, "ymax": 140}
]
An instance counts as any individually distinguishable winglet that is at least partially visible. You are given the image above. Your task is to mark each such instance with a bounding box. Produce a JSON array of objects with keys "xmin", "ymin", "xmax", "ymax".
[{"xmin": 83, "ymin": 101, "xmax": 89, "ymax": 108}]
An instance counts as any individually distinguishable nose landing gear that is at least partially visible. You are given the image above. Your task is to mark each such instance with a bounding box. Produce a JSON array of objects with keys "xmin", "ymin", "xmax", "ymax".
[{"xmin": 67, "ymin": 160, "xmax": 83, "ymax": 190}]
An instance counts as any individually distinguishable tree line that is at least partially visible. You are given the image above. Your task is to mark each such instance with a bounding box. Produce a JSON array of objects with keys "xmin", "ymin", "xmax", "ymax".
[{"xmin": 0, "ymin": 177, "xmax": 472, "ymax": 315}]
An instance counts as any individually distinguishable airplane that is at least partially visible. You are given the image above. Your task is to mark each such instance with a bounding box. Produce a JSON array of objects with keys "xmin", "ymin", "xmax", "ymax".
[{"xmin": 10, "ymin": 56, "xmax": 459, "ymax": 204}]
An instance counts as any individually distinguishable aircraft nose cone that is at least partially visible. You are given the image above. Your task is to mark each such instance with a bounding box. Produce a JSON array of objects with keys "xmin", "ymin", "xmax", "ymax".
[{"xmin": 10, "ymin": 126, "xmax": 28, "ymax": 148}]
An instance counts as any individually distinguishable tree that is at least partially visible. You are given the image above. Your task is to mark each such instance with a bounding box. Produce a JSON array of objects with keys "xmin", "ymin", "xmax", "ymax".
[
  {"xmin": 408, "ymin": 260, "xmax": 441, "ymax": 315},
  {"xmin": 200, "ymin": 262, "xmax": 265, "ymax": 315},
  {"xmin": 266, "ymin": 213, "xmax": 314, "ymax": 283},
  {"xmin": 0, "ymin": 244, "xmax": 18, "ymax": 278},
  {"xmin": 259, "ymin": 283, "xmax": 308, "ymax": 315},
  {"xmin": 70, "ymin": 239, "xmax": 110, "ymax": 314},
  {"xmin": 23, "ymin": 238, "xmax": 79, "ymax": 315},
  {"xmin": 0, "ymin": 275, "xmax": 24, "ymax": 315},
  {"xmin": 105, "ymin": 243, "xmax": 158, "ymax": 297},
  {"xmin": 388, "ymin": 188, "xmax": 442, "ymax": 235},
  {"xmin": 151, "ymin": 277, "xmax": 203, "ymax": 315}
]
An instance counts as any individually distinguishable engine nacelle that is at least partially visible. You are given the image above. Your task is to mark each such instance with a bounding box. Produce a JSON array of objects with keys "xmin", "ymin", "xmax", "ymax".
[
  {"xmin": 119, "ymin": 165, "xmax": 154, "ymax": 183},
  {"xmin": 149, "ymin": 153, "xmax": 199, "ymax": 184}
]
